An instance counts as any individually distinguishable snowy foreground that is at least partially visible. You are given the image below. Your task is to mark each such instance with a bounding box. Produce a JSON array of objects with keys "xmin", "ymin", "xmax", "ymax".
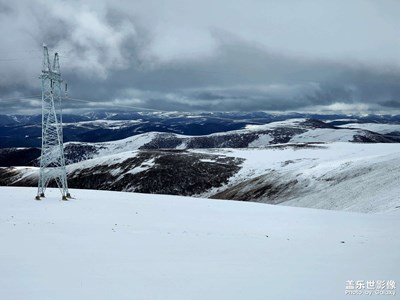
[{"xmin": 1, "ymin": 187, "xmax": 399, "ymax": 300}]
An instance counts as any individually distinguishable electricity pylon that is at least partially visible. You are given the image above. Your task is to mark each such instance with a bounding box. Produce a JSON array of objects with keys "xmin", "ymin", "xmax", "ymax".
[{"xmin": 35, "ymin": 44, "xmax": 70, "ymax": 201}]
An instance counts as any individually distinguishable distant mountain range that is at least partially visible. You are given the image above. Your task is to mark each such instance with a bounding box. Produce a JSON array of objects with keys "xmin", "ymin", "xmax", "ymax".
[
  {"xmin": 2, "ymin": 118, "xmax": 400, "ymax": 167},
  {"xmin": 1, "ymin": 112, "xmax": 400, "ymax": 213},
  {"xmin": 1, "ymin": 111, "xmax": 400, "ymax": 148}
]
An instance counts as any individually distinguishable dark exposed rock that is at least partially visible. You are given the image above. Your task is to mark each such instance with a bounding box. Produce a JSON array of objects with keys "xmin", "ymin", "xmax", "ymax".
[
  {"xmin": 300, "ymin": 119, "xmax": 336, "ymax": 129},
  {"xmin": 270, "ymin": 143, "xmax": 326, "ymax": 150},
  {"xmin": 1, "ymin": 150, "xmax": 244, "ymax": 197},
  {"xmin": 139, "ymin": 134, "xmax": 183, "ymax": 149},
  {"xmin": 117, "ymin": 151, "xmax": 242, "ymax": 195},
  {"xmin": 211, "ymin": 172, "xmax": 303, "ymax": 204},
  {"xmin": 140, "ymin": 128, "xmax": 307, "ymax": 150},
  {"xmin": 351, "ymin": 133, "xmax": 397, "ymax": 143},
  {"xmin": 0, "ymin": 167, "xmax": 37, "ymax": 186},
  {"xmin": 0, "ymin": 148, "xmax": 40, "ymax": 167},
  {"xmin": 0, "ymin": 168, "xmax": 20, "ymax": 185},
  {"xmin": 64, "ymin": 143, "xmax": 101, "ymax": 164},
  {"xmin": 185, "ymin": 132, "xmax": 259, "ymax": 148},
  {"xmin": 268, "ymin": 128, "xmax": 306, "ymax": 144}
]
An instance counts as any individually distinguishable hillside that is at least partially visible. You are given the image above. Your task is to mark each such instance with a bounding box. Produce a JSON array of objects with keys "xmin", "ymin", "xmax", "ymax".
[
  {"xmin": 1, "ymin": 116, "xmax": 399, "ymax": 214},
  {"xmin": 62, "ymin": 118, "xmax": 400, "ymax": 164},
  {"xmin": 2, "ymin": 143, "xmax": 400, "ymax": 213},
  {"xmin": 2, "ymin": 118, "xmax": 399, "ymax": 167},
  {"xmin": 209, "ymin": 143, "xmax": 400, "ymax": 213},
  {"xmin": 0, "ymin": 186, "xmax": 399, "ymax": 300},
  {"xmin": 1, "ymin": 111, "xmax": 400, "ymax": 149}
]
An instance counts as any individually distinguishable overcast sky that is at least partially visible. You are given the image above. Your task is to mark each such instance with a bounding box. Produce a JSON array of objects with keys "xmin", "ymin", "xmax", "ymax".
[{"xmin": 1, "ymin": 0, "xmax": 400, "ymax": 114}]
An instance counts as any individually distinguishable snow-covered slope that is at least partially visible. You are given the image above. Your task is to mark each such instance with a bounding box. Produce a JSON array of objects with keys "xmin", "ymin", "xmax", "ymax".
[
  {"xmin": 0, "ymin": 149, "xmax": 243, "ymax": 196},
  {"xmin": 2, "ymin": 118, "xmax": 399, "ymax": 166},
  {"xmin": 209, "ymin": 143, "xmax": 400, "ymax": 213},
  {"xmin": 2, "ymin": 143, "xmax": 400, "ymax": 213},
  {"xmin": 0, "ymin": 187, "xmax": 398, "ymax": 300},
  {"xmin": 64, "ymin": 132, "xmax": 158, "ymax": 163},
  {"xmin": 338, "ymin": 123, "xmax": 400, "ymax": 134},
  {"xmin": 60, "ymin": 118, "xmax": 399, "ymax": 164}
]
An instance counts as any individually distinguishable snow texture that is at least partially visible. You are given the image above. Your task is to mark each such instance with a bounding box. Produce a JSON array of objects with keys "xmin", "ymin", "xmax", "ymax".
[
  {"xmin": 3, "ymin": 142, "xmax": 400, "ymax": 213},
  {"xmin": 198, "ymin": 143, "xmax": 400, "ymax": 213},
  {"xmin": 0, "ymin": 186, "xmax": 399, "ymax": 300},
  {"xmin": 339, "ymin": 123, "xmax": 400, "ymax": 134}
]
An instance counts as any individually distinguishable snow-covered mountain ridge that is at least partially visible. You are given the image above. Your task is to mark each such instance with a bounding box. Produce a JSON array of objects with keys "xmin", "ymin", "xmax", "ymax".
[
  {"xmin": 2, "ymin": 142, "xmax": 400, "ymax": 213},
  {"xmin": 1, "ymin": 116, "xmax": 399, "ymax": 168},
  {"xmin": 1, "ymin": 111, "xmax": 400, "ymax": 148},
  {"xmin": 2, "ymin": 118, "xmax": 396, "ymax": 167},
  {"xmin": 59, "ymin": 118, "xmax": 400, "ymax": 164},
  {"xmin": 208, "ymin": 143, "xmax": 400, "ymax": 213},
  {"xmin": 1, "ymin": 118, "xmax": 399, "ymax": 213}
]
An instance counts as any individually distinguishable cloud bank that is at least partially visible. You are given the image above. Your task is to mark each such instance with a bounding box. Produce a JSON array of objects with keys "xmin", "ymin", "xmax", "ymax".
[{"xmin": 1, "ymin": 0, "xmax": 400, "ymax": 114}]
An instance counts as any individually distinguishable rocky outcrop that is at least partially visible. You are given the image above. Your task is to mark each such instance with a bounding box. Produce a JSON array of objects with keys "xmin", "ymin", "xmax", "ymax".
[
  {"xmin": 0, "ymin": 148, "xmax": 40, "ymax": 167},
  {"xmin": 0, "ymin": 150, "xmax": 243, "ymax": 197}
]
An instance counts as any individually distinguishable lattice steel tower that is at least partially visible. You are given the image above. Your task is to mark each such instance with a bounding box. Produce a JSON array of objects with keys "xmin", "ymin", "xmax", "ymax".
[{"xmin": 35, "ymin": 44, "xmax": 70, "ymax": 201}]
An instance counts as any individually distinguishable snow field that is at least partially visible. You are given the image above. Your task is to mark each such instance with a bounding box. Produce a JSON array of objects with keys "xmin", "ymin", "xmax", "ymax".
[{"xmin": 0, "ymin": 187, "xmax": 399, "ymax": 300}]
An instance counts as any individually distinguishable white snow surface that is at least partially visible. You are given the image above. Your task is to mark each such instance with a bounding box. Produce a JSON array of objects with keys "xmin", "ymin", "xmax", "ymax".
[
  {"xmin": 127, "ymin": 158, "xmax": 156, "ymax": 175},
  {"xmin": 244, "ymin": 118, "xmax": 306, "ymax": 130},
  {"xmin": 63, "ymin": 118, "xmax": 390, "ymax": 161},
  {"xmin": 8, "ymin": 142, "xmax": 400, "ymax": 213},
  {"xmin": 289, "ymin": 128, "xmax": 359, "ymax": 143},
  {"xmin": 248, "ymin": 133, "xmax": 273, "ymax": 147},
  {"xmin": 196, "ymin": 143, "xmax": 400, "ymax": 213},
  {"xmin": 64, "ymin": 119, "xmax": 143, "ymax": 130},
  {"xmin": 338, "ymin": 123, "xmax": 400, "ymax": 134},
  {"xmin": 66, "ymin": 132, "xmax": 157, "ymax": 158},
  {"xmin": 1, "ymin": 186, "xmax": 399, "ymax": 300},
  {"xmin": 96, "ymin": 133, "xmax": 156, "ymax": 156}
]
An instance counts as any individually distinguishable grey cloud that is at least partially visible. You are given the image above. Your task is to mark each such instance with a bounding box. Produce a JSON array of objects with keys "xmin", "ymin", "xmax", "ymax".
[
  {"xmin": 108, "ymin": 41, "xmax": 400, "ymax": 112},
  {"xmin": 3, "ymin": 35, "xmax": 400, "ymax": 114},
  {"xmin": 1, "ymin": 0, "xmax": 400, "ymax": 114},
  {"xmin": 380, "ymin": 100, "xmax": 400, "ymax": 109}
]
